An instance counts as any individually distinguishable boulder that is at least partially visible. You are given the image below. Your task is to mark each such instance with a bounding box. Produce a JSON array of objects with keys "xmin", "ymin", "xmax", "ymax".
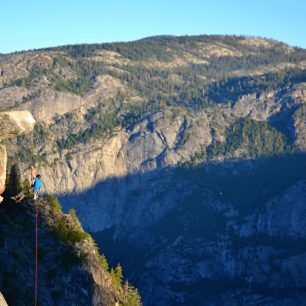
[{"xmin": 0, "ymin": 110, "xmax": 36, "ymax": 141}]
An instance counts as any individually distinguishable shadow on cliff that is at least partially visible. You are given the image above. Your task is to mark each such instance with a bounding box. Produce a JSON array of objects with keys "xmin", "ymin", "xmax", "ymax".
[
  {"xmin": 0, "ymin": 178, "xmax": 39, "ymax": 305},
  {"xmin": 2, "ymin": 153, "xmax": 305, "ymax": 305},
  {"xmin": 59, "ymin": 151, "xmax": 306, "ymax": 215},
  {"xmin": 57, "ymin": 152, "xmax": 306, "ymax": 263}
]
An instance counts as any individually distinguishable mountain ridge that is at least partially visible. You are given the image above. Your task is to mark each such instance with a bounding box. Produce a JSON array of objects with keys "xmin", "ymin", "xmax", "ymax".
[
  {"xmin": 3, "ymin": 34, "xmax": 302, "ymax": 55},
  {"xmin": 1, "ymin": 34, "xmax": 306, "ymax": 305}
]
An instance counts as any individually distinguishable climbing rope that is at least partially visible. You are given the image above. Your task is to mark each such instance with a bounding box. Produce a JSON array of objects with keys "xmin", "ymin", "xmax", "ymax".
[{"xmin": 35, "ymin": 202, "xmax": 38, "ymax": 306}]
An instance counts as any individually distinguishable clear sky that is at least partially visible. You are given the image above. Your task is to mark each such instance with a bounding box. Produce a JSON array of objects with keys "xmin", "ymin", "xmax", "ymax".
[{"xmin": 1, "ymin": 0, "xmax": 306, "ymax": 53}]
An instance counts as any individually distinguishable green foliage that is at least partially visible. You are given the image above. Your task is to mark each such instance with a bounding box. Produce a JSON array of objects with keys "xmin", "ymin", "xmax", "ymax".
[
  {"xmin": 56, "ymin": 111, "xmax": 120, "ymax": 149},
  {"xmin": 97, "ymin": 253, "xmax": 109, "ymax": 272},
  {"xmin": 44, "ymin": 35, "xmax": 306, "ymax": 63},
  {"xmin": 207, "ymin": 118, "xmax": 289, "ymax": 159},
  {"xmin": 56, "ymin": 99, "xmax": 163, "ymax": 150},
  {"xmin": 48, "ymin": 201, "xmax": 91, "ymax": 244},
  {"xmin": 123, "ymin": 283, "xmax": 142, "ymax": 306},
  {"xmin": 48, "ymin": 36, "xmax": 177, "ymax": 61},
  {"xmin": 68, "ymin": 208, "xmax": 78, "ymax": 219},
  {"xmin": 10, "ymin": 68, "xmax": 49, "ymax": 88},
  {"xmin": 52, "ymin": 78, "xmax": 87, "ymax": 95},
  {"xmin": 9, "ymin": 36, "xmax": 306, "ymax": 112},
  {"xmin": 110, "ymin": 264, "xmax": 123, "ymax": 288},
  {"xmin": 90, "ymin": 235, "xmax": 141, "ymax": 305},
  {"xmin": 51, "ymin": 59, "xmax": 105, "ymax": 96},
  {"xmin": 8, "ymin": 124, "xmax": 49, "ymax": 167},
  {"xmin": 12, "ymin": 35, "xmax": 303, "ymax": 121},
  {"xmin": 184, "ymin": 145, "xmax": 207, "ymax": 167},
  {"xmin": 32, "ymin": 123, "xmax": 51, "ymax": 146},
  {"xmin": 20, "ymin": 90, "xmax": 42, "ymax": 104},
  {"xmin": 13, "ymin": 145, "xmax": 47, "ymax": 165},
  {"xmin": 52, "ymin": 73, "xmax": 92, "ymax": 96},
  {"xmin": 203, "ymin": 68, "xmax": 306, "ymax": 104},
  {"xmin": 46, "ymin": 194, "xmax": 62, "ymax": 214},
  {"xmin": 10, "ymin": 76, "xmax": 34, "ymax": 88},
  {"xmin": 52, "ymin": 218, "xmax": 90, "ymax": 243},
  {"xmin": 121, "ymin": 102, "xmax": 158, "ymax": 130}
]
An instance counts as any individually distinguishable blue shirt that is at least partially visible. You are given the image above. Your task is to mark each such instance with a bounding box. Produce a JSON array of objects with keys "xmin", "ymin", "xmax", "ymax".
[{"xmin": 33, "ymin": 177, "xmax": 43, "ymax": 191}]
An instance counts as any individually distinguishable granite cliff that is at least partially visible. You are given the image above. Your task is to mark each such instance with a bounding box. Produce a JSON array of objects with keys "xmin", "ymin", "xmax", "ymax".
[
  {"xmin": 1, "ymin": 35, "xmax": 306, "ymax": 305},
  {"xmin": 0, "ymin": 111, "xmax": 140, "ymax": 305}
]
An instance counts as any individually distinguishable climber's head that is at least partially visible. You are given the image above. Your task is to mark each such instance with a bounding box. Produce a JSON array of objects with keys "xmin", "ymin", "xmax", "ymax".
[{"xmin": 36, "ymin": 174, "xmax": 42, "ymax": 179}]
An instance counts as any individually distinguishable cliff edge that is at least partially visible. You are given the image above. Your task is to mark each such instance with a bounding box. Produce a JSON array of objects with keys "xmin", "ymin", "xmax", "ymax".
[{"xmin": 0, "ymin": 110, "xmax": 140, "ymax": 305}]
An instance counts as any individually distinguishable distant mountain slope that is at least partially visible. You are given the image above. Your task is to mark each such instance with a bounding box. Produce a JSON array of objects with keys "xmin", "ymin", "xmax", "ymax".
[
  {"xmin": 90, "ymin": 153, "xmax": 306, "ymax": 305},
  {"xmin": 1, "ymin": 35, "xmax": 306, "ymax": 305},
  {"xmin": 1, "ymin": 35, "xmax": 305, "ymax": 192}
]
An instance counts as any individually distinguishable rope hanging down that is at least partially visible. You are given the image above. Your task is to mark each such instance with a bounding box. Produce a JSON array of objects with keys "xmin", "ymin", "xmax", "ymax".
[{"xmin": 35, "ymin": 203, "xmax": 38, "ymax": 306}]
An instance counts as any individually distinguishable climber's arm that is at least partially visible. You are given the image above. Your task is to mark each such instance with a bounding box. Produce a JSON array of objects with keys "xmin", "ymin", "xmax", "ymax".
[{"xmin": 31, "ymin": 165, "xmax": 36, "ymax": 180}]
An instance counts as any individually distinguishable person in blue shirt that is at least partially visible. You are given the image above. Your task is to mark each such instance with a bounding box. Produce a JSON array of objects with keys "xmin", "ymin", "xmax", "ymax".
[{"xmin": 11, "ymin": 166, "xmax": 44, "ymax": 203}]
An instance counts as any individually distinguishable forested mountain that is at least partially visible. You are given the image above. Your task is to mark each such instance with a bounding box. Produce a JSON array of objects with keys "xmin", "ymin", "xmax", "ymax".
[{"xmin": 1, "ymin": 35, "xmax": 306, "ymax": 305}]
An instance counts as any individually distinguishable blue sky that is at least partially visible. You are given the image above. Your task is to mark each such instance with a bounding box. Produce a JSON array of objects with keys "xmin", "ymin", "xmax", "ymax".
[{"xmin": 1, "ymin": 0, "xmax": 306, "ymax": 53}]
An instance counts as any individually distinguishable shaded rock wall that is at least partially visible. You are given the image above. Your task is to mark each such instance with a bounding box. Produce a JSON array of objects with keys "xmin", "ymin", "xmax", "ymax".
[
  {"xmin": 0, "ymin": 145, "xmax": 7, "ymax": 203},
  {"xmin": 0, "ymin": 111, "xmax": 35, "ymax": 202}
]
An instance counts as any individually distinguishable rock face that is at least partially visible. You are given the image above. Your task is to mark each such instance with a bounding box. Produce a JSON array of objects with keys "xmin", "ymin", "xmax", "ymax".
[
  {"xmin": 0, "ymin": 291, "xmax": 8, "ymax": 306},
  {"xmin": 0, "ymin": 111, "xmax": 35, "ymax": 203},
  {"xmin": 90, "ymin": 156, "xmax": 306, "ymax": 306},
  {"xmin": 38, "ymin": 110, "xmax": 212, "ymax": 197},
  {"xmin": 0, "ymin": 197, "xmax": 140, "ymax": 306},
  {"xmin": 0, "ymin": 111, "xmax": 36, "ymax": 141},
  {"xmin": 0, "ymin": 110, "xmax": 140, "ymax": 305},
  {"xmin": 0, "ymin": 111, "xmax": 140, "ymax": 305},
  {"xmin": 294, "ymin": 104, "xmax": 306, "ymax": 150},
  {"xmin": 0, "ymin": 145, "xmax": 6, "ymax": 202},
  {"xmin": 1, "ymin": 35, "xmax": 306, "ymax": 305}
]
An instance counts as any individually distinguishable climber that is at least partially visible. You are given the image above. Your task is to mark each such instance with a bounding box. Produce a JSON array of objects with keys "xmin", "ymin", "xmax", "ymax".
[{"xmin": 11, "ymin": 166, "xmax": 44, "ymax": 203}]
